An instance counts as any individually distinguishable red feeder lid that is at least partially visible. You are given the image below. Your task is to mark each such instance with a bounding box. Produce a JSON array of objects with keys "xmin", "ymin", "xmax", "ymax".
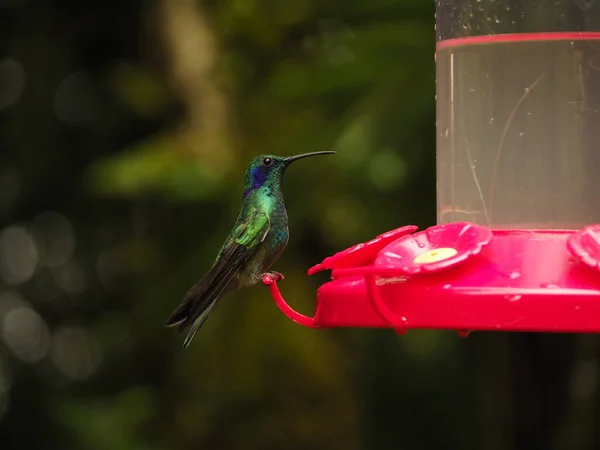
[{"xmin": 263, "ymin": 222, "xmax": 600, "ymax": 335}]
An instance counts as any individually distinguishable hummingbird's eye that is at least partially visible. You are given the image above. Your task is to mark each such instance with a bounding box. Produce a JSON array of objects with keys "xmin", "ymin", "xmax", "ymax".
[{"xmin": 262, "ymin": 158, "xmax": 273, "ymax": 166}]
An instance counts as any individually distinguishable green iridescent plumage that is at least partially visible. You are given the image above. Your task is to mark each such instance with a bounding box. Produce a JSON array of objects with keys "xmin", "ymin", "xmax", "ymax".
[{"xmin": 165, "ymin": 151, "xmax": 335, "ymax": 349}]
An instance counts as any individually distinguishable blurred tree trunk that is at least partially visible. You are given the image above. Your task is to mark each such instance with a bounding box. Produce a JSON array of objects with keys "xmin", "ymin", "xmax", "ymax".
[{"xmin": 151, "ymin": 0, "xmax": 234, "ymax": 168}]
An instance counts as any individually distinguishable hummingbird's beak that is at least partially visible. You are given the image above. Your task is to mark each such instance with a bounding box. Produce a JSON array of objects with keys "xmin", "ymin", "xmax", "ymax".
[{"xmin": 283, "ymin": 151, "xmax": 336, "ymax": 166}]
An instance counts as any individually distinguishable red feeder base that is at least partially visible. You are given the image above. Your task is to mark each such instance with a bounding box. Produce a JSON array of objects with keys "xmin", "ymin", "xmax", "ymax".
[{"xmin": 262, "ymin": 222, "xmax": 600, "ymax": 335}]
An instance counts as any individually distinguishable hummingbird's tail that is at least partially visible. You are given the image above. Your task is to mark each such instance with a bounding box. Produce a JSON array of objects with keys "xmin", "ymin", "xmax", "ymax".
[
  {"xmin": 165, "ymin": 289, "xmax": 200, "ymax": 330},
  {"xmin": 166, "ymin": 231, "xmax": 260, "ymax": 349},
  {"xmin": 165, "ymin": 277, "xmax": 227, "ymax": 349},
  {"xmin": 182, "ymin": 299, "xmax": 219, "ymax": 348},
  {"xmin": 165, "ymin": 255, "xmax": 243, "ymax": 349}
]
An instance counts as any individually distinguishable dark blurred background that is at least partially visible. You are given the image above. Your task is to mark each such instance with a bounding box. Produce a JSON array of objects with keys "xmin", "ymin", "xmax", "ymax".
[{"xmin": 0, "ymin": 1, "xmax": 597, "ymax": 449}]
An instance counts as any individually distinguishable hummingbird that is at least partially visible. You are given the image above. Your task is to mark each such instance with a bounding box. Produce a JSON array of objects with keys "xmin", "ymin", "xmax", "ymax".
[{"xmin": 165, "ymin": 151, "xmax": 335, "ymax": 349}]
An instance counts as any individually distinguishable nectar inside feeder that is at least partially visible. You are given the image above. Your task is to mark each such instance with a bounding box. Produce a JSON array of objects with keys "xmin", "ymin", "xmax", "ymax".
[{"xmin": 263, "ymin": 0, "xmax": 600, "ymax": 336}]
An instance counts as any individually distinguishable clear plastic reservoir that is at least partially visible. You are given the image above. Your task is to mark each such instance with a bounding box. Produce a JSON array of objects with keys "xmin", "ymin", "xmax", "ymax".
[{"xmin": 436, "ymin": 0, "xmax": 600, "ymax": 229}]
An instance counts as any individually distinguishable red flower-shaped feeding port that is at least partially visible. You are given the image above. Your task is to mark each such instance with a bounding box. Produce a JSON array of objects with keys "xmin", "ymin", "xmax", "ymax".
[
  {"xmin": 376, "ymin": 222, "xmax": 493, "ymax": 275},
  {"xmin": 567, "ymin": 224, "xmax": 600, "ymax": 272},
  {"xmin": 307, "ymin": 225, "xmax": 418, "ymax": 275}
]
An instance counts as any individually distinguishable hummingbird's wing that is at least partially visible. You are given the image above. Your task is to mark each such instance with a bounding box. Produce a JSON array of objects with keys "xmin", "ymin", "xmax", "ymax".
[{"xmin": 165, "ymin": 209, "xmax": 271, "ymax": 348}]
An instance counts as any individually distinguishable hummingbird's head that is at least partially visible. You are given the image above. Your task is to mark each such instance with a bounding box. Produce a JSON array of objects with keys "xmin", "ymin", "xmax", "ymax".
[{"xmin": 242, "ymin": 151, "xmax": 335, "ymax": 198}]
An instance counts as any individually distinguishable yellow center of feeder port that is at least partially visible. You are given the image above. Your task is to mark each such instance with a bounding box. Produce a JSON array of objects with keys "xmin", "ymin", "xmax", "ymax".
[{"xmin": 412, "ymin": 247, "xmax": 458, "ymax": 264}]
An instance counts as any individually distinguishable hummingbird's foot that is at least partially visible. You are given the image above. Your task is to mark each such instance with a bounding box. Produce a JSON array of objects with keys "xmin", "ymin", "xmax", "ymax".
[
  {"xmin": 260, "ymin": 271, "xmax": 285, "ymax": 285},
  {"xmin": 270, "ymin": 271, "xmax": 285, "ymax": 281}
]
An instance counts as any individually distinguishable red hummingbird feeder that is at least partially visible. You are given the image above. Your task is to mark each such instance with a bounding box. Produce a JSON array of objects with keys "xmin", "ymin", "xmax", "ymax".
[{"xmin": 263, "ymin": 0, "xmax": 600, "ymax": 336}]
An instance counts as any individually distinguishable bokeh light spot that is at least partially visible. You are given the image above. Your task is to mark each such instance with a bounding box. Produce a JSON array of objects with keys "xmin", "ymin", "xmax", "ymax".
[
  {"xmin": 54, "ymin": 71, "xmax": 98, "ymax": 124},
  {"xmin": 0, "ymin": 58, "xmax": 25, "ymax": 111},
  {"xmin": 96, "ymin": 247, "xmax": 121, "ymax": 292},
  {"xmin": 0, "ymin": 226, "xmax": 38, "ymax": 284},
  {"xmin": 0, "ymin": 356, "xmax": 12, "ymax": 397},
  {"xmin": 3, "ymin": 306, "xmax": 50, "ymax": 363},
  {"xmin": 51, "ymin": 261, "xmax": 87, "ymax": 294},
  {"xmin": 0, "ymin": 290, "xmax": 26, "ymax": 321},
  {"xmin": 368, "ymin": 149, "xmax": 406, "ymax": 191},
  {"xmin": 51, "ymin": 327, "xmax": 102, "ymax": 380},
  {"xmin": 30, "ymin": 211, "xmax": 76, "ymax": 268},
  {"xmin": 0, "ymin": 168, "xmax": 20, "ymax": 216}
]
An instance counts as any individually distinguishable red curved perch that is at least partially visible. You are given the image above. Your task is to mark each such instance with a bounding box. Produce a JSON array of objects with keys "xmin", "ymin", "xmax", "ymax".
[{"xmin": 261, "ymin": 273, "xmax": 320, "ymax": 328}]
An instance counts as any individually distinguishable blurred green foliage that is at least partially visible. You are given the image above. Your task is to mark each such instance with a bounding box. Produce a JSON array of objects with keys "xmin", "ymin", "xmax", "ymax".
[{"xmin": 0, "ymin": 1, "xmax": 594, "ymax": 450}]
